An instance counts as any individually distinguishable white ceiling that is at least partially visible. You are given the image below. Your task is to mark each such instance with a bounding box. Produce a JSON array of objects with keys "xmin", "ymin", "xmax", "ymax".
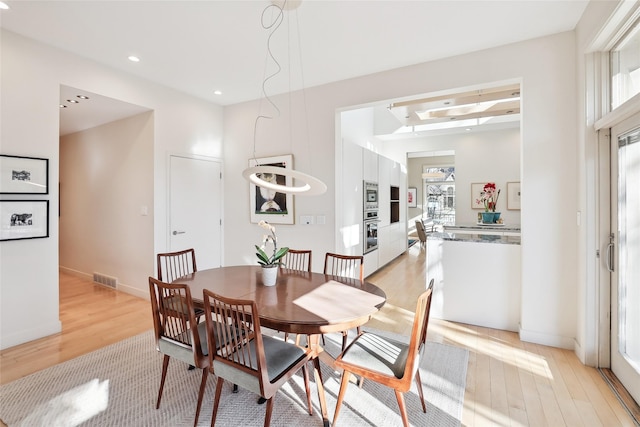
[{"xmin": 0, "ymin": 0, "xmax": 589, "ymax": 135}]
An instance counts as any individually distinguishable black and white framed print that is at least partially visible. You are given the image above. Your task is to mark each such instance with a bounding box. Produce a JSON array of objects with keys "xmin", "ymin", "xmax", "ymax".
[
  {"xmin": 0, "ymin": 200, "xmax": 49, "ymax": 241},
  {"xmin": 248, "ymin": 154, "xmax": 294, "ymax": 224},
  {"xmin": 0, "ymin": 154, "xmax": 49, "ymax": 194}
]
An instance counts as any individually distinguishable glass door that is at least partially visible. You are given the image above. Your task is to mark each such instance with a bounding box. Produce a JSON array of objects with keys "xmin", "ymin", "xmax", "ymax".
[{"xmin": 610, "ymin": 114, "xmax": 640, "ymax": 405}]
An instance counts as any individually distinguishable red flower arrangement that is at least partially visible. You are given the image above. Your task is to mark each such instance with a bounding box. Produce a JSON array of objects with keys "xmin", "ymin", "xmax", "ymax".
[{"xmin": 476, "ymin": 182, "xmax": 501, "ymax": 212}]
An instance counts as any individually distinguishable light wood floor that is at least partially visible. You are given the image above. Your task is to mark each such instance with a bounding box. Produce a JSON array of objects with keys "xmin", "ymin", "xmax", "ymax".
[{"xmin": 0, "ymin": 244, "xmax": 637, "ymax": 426}]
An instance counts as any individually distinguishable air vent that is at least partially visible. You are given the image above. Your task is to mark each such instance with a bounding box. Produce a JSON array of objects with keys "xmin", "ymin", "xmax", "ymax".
[{"xmin": 93, "ymin": 272, "xmax": 118, "ymax": 288}]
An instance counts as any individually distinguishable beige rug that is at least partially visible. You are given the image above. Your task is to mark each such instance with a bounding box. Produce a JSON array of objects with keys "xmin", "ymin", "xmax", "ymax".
[{"xmin": 0, "ymin": 329, "xmax": 468, "ymax": 426}]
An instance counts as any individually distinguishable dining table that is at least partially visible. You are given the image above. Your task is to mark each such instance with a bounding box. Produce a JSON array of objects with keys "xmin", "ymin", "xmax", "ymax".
[{"xmin": 177, "ymin": 265, "xmax": 387, "ymax": 427}]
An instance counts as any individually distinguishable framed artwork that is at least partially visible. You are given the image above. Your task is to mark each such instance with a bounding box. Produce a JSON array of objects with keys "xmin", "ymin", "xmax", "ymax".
[
  {"xmin": 0, "ymin": 154, "xmax": 49, "ymax": 194},
  {"xmin": 0, "ymin": 200, "xmax": 49, "ymax": 241},
  {"xmin": 507, "ymin": 181, "xmax": 521, "ymax": 210},
  {"xmin": 471, "ymin": 183, "xmax": 485, "ymax": 209},
  {"xmin": 408, "ymin": 187, "xmax": 417, "ymax": 208},
  {"xmin": 249, "ymin": 154, "xmax": 294, "ymax": 224}
]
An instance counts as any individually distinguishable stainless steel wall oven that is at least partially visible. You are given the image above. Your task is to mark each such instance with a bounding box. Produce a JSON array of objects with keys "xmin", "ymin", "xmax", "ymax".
[{"xmin": 363, "ymin": 181, "xmax": 379, "ymax": 254}]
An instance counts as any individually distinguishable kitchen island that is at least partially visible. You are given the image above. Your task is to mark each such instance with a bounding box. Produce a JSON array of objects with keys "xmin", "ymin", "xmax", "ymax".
[{"xmin": 427, "ymin": 231, "xmax": 521, "ymax": 331}]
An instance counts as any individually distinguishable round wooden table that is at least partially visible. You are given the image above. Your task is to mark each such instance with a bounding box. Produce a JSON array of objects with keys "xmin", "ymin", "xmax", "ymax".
[
  {"xmin": 177, "ymin": 265, "xmax": 386, "ymax": 426},
  {"xmin": 180, "ymin": 265, "xmax": 386, "ymax": 335}
]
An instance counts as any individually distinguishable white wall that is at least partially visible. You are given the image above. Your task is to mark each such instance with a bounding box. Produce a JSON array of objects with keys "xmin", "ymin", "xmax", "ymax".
[
  {"xmin": 222, "ymin": 90, "xmax": 336, "ymax": 273},
  {"xmin": 0, "ymin": 30, "xmax": 224, "ymax": 349},
  {"xmin": 394, "ymin": 128, "xmax": 521, "ymax": 226},
  {"xmin": 59, "ymin": 112, "xmax": 154, "ymax": 296},
  {"xmin": 223, "ymin": 32, "xmax": 578, "ymax": 349}
]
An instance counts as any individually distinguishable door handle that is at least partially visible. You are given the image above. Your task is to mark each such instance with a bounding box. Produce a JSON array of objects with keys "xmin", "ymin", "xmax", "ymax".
[
  {"xmin": 606, "ymin": 233, "xmax": 614, "ymax": 272},
  {"xmin": 172, "ymin": 230, "xmax": 186, "ymax": 236}
]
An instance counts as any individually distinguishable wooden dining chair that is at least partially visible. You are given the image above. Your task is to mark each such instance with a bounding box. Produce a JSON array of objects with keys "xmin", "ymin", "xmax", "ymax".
[
  {"xmin": 202, "ymin": 289, "xmax": 314, "ymax": 427},
  {"xmin": 157, "ymin": 248, "xmax": 197, "ymax": 282},
  {"xmin": 148, "ymin": 277, "xmax": 210, "ymax": 427},
  {"xmin": 324, "ymin": 252, "xmax": 365, "ymax": 350},
  {"xmin": 415, "ymin": 220, "xmax": 428, "ymax": 247},
  {"xmin": 280, "ymin": 249, "xmax": 312, "ymax": 343},
  {"xmin": 324, "ymin": 252, "xmax": 364, "ymax": 281},
  {"xmin": 281, "ymin": 249, "xmax": 312, "ymax": 272},
  {"xmin": 157, "ymin": 248, "xmax": 204, "ymax": 324},
  {"xmin": 332, "ymin": 279, "xmax": 435, "ymax": 427}
]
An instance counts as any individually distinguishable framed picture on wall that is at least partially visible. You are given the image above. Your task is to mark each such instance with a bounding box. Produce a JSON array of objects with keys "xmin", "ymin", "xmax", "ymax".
[
  {"xmin": 408, "ymin": 187, "xmax": 417, "ymax": 208},
  {"xmin": 248, "ymin": 154, "xmax": 294, "ymax": 224},
  {"xmin": 0, "ymin": 200, "xmax": 49, "ymax": 241},
  {"xmin": 507, "ymin": 181, "xmax": 521, "ymax": 210},
  {"xmin": 0, "ymin": 154, "xmax": 49, "ymax": 194},
  {"xmin": 471, "ymin": 182, "xmax": 485, "ymax": 209}
]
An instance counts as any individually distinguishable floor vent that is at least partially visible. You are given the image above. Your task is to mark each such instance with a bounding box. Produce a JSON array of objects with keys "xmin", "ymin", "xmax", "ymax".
[{"xmin": 93, "ymin": 272, "xmax": 118, "ymax": 288}]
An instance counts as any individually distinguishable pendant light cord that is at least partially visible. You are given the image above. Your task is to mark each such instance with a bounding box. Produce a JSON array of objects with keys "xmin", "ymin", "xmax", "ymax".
[{"xmin": 252, "ymin": 2, "xmax": 285, "ymax": 164}]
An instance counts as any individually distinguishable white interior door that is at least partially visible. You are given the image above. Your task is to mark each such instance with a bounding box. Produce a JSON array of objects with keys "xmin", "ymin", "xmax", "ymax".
[
  {"xmin": 610, "ymin": 114, "xmax": 640, "ymax": 405},
  {"xmin": 169, "ymin": 154, "xmax": 222, "ymax": 269}
]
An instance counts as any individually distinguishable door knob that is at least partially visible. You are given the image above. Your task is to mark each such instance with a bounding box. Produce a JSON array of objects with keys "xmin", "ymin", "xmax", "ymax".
[{"xmin": 172, "ymin": 230, "xmax": 186, "ymax": 235}]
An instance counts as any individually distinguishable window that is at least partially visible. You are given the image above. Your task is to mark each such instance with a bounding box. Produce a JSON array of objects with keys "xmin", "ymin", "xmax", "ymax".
[
  {"xmin": 422, "ymin": 167, "xmax": 455, "ymax": 225},
  {"xmin": 611, "ymin": 18, "xmax": 640, "ymax": 109}
]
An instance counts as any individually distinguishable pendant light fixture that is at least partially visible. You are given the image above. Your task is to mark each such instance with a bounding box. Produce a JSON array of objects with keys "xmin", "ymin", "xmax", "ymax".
[{"xmin": 242, "ymin": 0, "xmax": 327, "ymax": 196}]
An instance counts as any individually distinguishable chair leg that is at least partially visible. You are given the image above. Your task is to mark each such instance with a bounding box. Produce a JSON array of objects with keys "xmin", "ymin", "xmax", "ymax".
[
  {"xmin": 302, "ymin": 363, "xmax": 313, "ymax": 415},
  {"xmin": 194, "ymin": 368, "xmax": 209, "ymax": 427},
  {"xmin": 263, "ymin": 397, "xmax": 274, "ymax": 427},
  {"xmin": 414, "ymin": 369, "xmax": 427, "ymax": 413},
  {"xmin": 394, "ymin": 389, "xmax": 410, "ymax": 427},
  {"xmin": 156, "ymin": 354, "xmax": 170, "ymax": 409},
  {"xmin": 332, "ymin": 370, "xmax": 351, "ymax": 426},
  {"xmin": 211, "ymin": 377, "xmax": 224, "ymax": 427}
]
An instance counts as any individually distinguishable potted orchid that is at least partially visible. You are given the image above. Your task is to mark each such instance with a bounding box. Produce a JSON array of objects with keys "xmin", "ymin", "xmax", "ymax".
[
  {"xmin": 476, "ymin": 182, "xmax": 501, "ymax": 223},
  {"xmin": 255, "ymin": 220, "xmax": 289, "ymax": 285}
]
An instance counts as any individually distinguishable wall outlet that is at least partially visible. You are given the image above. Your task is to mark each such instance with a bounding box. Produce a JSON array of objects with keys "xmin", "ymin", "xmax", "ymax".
[{"xmin": 300, "ymin": 215, "xmax": 314, "ymax": 225}]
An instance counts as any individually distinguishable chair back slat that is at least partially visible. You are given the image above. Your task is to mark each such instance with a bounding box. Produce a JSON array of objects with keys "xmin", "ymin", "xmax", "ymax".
[
  {"xmin": 282, "ymin": 249, "xmax": 312, "ymax": 272},
  {"xmin": 324, "ymin": 252, "xmax": 364, "ymax": 280},
  {"xmin": 157, "ymin": 248, "xmax": 197, "ymax": 283}
]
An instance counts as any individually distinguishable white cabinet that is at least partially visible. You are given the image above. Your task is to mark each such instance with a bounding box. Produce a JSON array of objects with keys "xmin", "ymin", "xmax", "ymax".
[
  {"xmin": 427, "ymin": 237, "xmax": 521, "ymax": 331},
  {"xmin": 363, "ymin": 149, "xmax": 378, "ymax": 183},
  {"xmin": 340, "ymin": 143, "xmax": 407, "ymax": 273},
  {"xmin": 378, "ymin": 156, "xmax": 391, "ymax": 226}
]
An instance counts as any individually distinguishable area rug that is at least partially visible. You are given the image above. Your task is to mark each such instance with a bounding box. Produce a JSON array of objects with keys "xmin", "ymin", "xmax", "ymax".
[
  {"xmin": 408, "ymin": 238, "xmax": 418, "ymax": 247},
  {"xmin": 0, "ymin": 329, "xmax": 468, "ymax": 426}
]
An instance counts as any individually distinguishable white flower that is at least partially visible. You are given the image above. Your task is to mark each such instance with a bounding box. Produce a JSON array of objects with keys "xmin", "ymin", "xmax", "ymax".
[{"xmin": 258, "ymin": 220, "xmax": 276, "ymax": 233}]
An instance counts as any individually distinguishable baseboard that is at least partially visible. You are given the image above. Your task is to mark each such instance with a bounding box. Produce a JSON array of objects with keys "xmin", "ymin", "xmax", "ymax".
[
  {"xmin": 0, "ymin": 320, "xmax": 62, "ymax": 351},
  {"xmin": 59, "ymin": 265, "xmax": 148, "ymax": 300},
  {"xmin": 519, "ymin": 325, "xmax": 575, "ymax": 349},
  {"xmin": 117, "ymin": 282, "xmax": 148, "ymax": 300},
  {"xmin": 59, "ymin": 266, "xmax": 92, "ymax": 280}
]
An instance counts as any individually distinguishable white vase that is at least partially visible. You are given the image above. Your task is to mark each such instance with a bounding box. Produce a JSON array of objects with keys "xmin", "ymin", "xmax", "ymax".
[{"xmin": 261, "ymin": 265, "xmax": 278, "ymax": 286}]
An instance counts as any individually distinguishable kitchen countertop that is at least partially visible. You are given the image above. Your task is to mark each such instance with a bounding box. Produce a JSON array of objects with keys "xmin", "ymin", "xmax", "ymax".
[
  {"xmin": 444, "ymin": 223, "xmax": 521, "ymax": 232},
  {"xmin": 428, "ymin": 231, "xmax": 521, "ymax": 245}
]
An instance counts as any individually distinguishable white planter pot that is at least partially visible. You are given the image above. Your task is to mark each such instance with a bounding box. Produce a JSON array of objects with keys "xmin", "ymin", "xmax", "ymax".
[{"xmin": 261, "ymin": 266, "xmax": 278, "ymax": 286}]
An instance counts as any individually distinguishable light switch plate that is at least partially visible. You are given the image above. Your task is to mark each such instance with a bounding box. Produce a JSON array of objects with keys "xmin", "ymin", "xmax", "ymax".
[{"xmin": 300, "ymin": 215, "xmax": 314, "ymax": 225}]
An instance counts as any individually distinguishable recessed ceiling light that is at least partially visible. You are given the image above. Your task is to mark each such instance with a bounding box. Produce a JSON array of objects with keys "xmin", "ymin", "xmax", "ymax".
[
  {"xmin": 128, "ymin": 55, "xmax": 140, "ymax": 62},
  {"xmin": 214, "ymin": 90, "xmax": 222, "ymax": 95},
  {"xmin": 60, "ymin": 104, "xmax": 67, "ymax": 108},
  {"xmin": 0, "ymin": 2, "xmax": 9, "ymax": 10},
  {"xmin": 77, "ymin": 95, "xmax": 89, "ymax": 100},
  {"xmin": 465, "ymin": 128, "xmax": 472, "ymax": 131},
  {"xmin": 68, "ymin": 99, "xmax": 79, "ymax": 104}
]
